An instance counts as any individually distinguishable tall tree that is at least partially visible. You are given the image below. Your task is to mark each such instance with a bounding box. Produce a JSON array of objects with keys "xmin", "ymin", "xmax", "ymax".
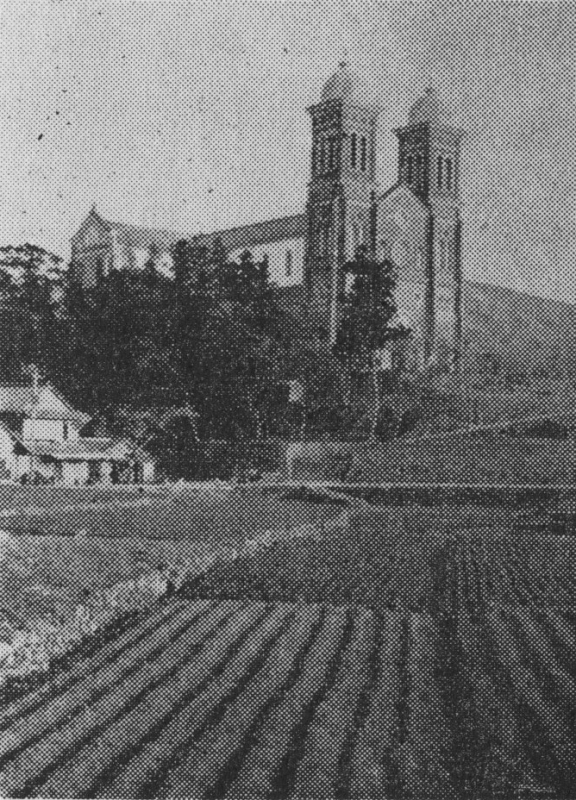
[
  {"xmin": 172, "ymin": 236, "xmax": 209, "ymax": 288},
  {"xmin": 334, "ymin": 244, "xmax": 408, "ymax": 439}
]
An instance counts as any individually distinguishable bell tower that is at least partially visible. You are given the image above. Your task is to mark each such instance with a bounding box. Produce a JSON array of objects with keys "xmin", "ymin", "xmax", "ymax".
[
  {"xmin": 304, "ymin": 63, "xmax": 379, "ymax": 343},
  {"xmin": 394, "ymin": 88, "xmax": 465, "ymax": 362}
]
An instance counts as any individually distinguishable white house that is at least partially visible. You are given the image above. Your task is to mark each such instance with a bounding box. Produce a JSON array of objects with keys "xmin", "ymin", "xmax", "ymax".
[{"xmin": 0, "ymin": 380, "xmax": 154, "ymax": 485}]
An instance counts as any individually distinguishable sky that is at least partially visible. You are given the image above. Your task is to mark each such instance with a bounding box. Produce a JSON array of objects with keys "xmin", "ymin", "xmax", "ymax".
[{"xmin": 0, "ymin": 0, "xmax": 574, "ymax": 300}]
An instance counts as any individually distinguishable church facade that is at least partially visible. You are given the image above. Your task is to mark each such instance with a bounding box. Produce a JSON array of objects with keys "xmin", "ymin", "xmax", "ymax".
[{"xmin": 71, "ymin": 63, "xmax": 464, "ymax": 363}]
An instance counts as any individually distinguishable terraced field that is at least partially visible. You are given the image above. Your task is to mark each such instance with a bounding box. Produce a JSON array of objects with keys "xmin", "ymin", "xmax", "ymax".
[{"xmin": 1, "ymin": 512, "xmax": 575, "ymax": 798}]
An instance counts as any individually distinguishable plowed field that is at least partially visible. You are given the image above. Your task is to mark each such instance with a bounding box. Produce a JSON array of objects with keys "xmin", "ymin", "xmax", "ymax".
[{"xmin": 0, "ymin": 514, "xmax": 574, "ymax": 798}]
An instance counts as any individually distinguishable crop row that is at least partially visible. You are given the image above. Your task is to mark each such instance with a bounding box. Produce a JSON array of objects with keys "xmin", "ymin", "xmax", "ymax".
[{"xmin": 0, "ymin": 597, "xmax": 469, "ymax": 799}]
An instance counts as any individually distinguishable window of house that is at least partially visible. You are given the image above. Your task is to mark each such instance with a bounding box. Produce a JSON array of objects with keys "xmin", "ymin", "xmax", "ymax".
[
  {"xmin": 437, "ymin": 156, "xmax": 443, "ymax": 189},
  {"xmin": 63, "ymin": 422, "xmax": 69, "ymax": 441},
  {"xmin": 285, "ymin": 250, "xmax": 292, "ymax": 277},
  {"xmin": 406, "ymin": 155, "xmax": 413, "ymax": 183},
  {"xmin": 351, "ymin": 133, "xmax": 357, "ymax": 168},
  {"xmin": 445, "ymin": 158, "xmax": 453, "ymax": 190},
  {"xmin": 360, "ymin": 136, "xmax": 367, "ymax": 172},
  {"xmin": 88, "ymin": 461, "xmax": 101, "ymax": 484}
]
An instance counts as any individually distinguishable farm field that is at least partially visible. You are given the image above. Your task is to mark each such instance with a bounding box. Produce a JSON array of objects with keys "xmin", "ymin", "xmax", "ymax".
[
  {"xmin": 185, "ymin": 505, "xmax": 535, "ymax": 613},
  {"xmin": 0, "ymin": 487, "xmax": 342, "ymax": 631},
  {"xmin": 0, "ymin": 505, "xmax": 573, "ymax": 797},
  {"xmin": 0, "ymin": 485, "xmax": 339, "ymax": 539}
]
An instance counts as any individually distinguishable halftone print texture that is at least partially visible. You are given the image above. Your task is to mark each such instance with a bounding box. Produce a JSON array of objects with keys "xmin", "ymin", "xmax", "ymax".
[{"xmin": 0, "ymin": 1, "xmax": 574, "ymax": 798}]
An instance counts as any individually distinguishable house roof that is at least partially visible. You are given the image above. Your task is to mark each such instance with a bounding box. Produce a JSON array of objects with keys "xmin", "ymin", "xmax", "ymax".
[
  {"xmin": 0, "ymin": 383, "xmax": 90, "ymax": 425},
  {"xmin": 95, "ymin": 211, "xmax": 306, "ymax": 255},
  {"xmin": 24, "ymin": 437, "xmax": 153, "ymax": 463}
]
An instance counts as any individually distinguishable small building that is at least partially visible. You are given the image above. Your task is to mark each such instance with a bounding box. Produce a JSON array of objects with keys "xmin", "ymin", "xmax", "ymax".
[{"xmin": 0, "ymin": 380, "xmax": 155, "ymax": 485}]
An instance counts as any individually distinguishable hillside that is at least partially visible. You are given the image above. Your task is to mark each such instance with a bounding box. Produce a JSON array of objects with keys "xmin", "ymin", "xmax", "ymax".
[
  {"xmin": 462, "ymin": 281, "xmax": 576, "ymax": 371},
  {"xmin": 278, "ymin": 280, "xmax": 576, "ymax": 372}
]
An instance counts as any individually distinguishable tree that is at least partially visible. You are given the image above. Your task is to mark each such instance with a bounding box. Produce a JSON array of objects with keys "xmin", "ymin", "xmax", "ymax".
[
  {"xmin": 171, "ymin": 236, "xmax": 209, "ymax": 288},
  {"xmin": 334, "ymin": 245, "xmax": 409, "ymax": 439},
  {"xmin": 0, "ymin": 243, "xmax": 64, "ymax": 284}
]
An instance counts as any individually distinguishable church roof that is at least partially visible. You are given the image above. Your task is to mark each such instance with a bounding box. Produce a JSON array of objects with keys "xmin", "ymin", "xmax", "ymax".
[
  {"xmin": 407, "ymin": 87, "xmax": 445, "ymax": 126},
  {"xmin": 93, "ymin": 211, "xmax": 305, "ymax": 254},
  {"xmin": 320, "ymin": 61, "xmax": 371, "ymax": 106},
  {"xmin": 23, "ymin": 437, "xmax": 149, "ymax": 462},
  {"xmin": 198, "ymin": 213, "xmax": 305, "ymax": 252}
]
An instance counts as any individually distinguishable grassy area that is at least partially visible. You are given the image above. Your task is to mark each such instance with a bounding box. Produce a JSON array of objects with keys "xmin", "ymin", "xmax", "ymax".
[
  {"xmin": 290, "ymin": 437, "xmax": 576, "ymax": 485},
  {"xmin": 0, "ymin": 486, "xmax": 337, "ymax": 539}
]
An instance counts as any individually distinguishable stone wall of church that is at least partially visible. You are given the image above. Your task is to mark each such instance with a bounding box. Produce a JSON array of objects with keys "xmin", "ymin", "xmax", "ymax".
[
  {"xmin": 228, "ymin": 236, "xmax": 304, "ymax": 287},
  {"xmin": 375, "ymin": 188, "xmax": 430, "ymax": 345}
]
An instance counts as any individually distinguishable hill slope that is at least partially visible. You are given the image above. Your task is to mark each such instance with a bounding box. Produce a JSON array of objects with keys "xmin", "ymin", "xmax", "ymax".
[
  {"xmin": 462, "ymin": 280, "xmax": 576, "ymax": 370},
  {"xmin": 278, "ymin": 280, "xmax": 576, "ymax": 371}
]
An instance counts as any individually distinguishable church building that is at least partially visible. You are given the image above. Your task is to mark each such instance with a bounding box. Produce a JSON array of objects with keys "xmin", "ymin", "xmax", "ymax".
[{"xmin": 71, "ymin": 63, "xmax": 465, "ymax": 362}]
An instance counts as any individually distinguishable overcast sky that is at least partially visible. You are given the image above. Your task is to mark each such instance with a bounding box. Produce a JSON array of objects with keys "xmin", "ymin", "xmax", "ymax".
[{"xmin": 0, "ymin": 1, "xmax": 574, "ymax": 300}]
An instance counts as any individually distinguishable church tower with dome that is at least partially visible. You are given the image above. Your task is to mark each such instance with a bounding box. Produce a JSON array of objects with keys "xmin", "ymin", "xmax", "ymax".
[
  {"xmin": 70, "ymin": 63, "xmax": 464, "ymax": 366},
  {"xmin": 304, "ymin": 62, "xmax": 380, "ymax": 343},
  {"xmin": 304, "ymin": 65, "xmax": 465, "ymax": 363}
]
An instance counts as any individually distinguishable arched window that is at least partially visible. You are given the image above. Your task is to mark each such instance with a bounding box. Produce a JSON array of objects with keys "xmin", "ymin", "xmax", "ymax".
[
  {"xmin": 416, "ymin": 247, "xmax": 425, "ymax": 272},
  {"xmin": 360, "ymin": 136, "xmax": 367, "ymax": 172},
  {"xmin": 415, "ymin": 154, "xmax": 423, "ymax": 189},
  {"xmin": 445, "ymin": 158, "xmax": 453, "ymax": 190},
  {"xmin": 285, "ymin": 250, "xmax": 293, "ymax": 277},
  {"xmin": 446, "ymin": 238, "xmax": 453, "ymax": 270},
  {"xmin": 391, "ymin": 240, "xmax": 408, "ymax": 268},
  {"xmin": 328, "ymin": 137, "xmax": 337, "ymax": 171},
  {"xmin": 437, "ymin": 156, "xmax": 443, "ymax": 189},
  {"xmin": 323, "ymin": 222, "xmax": 331, "ymax": 256},
  {"xmin": 406, "ymin": 155, "xmax": 413, "ymax": 184},
  {"xmin": 439, "ymin": 239, "xmax": 447, "ymax": 271},
  {"xmin": 351, "ymin": 133, "xmax": 357, "ymax": 168}
]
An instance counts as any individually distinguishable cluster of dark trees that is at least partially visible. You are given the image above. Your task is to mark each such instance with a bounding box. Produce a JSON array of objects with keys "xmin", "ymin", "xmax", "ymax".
[{"xmin": 0, "ymin": 240, "xmax": 409, "ymax": 476}]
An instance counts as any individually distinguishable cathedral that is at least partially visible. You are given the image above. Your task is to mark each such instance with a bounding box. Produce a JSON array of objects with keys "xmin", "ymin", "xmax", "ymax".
[{"xmin": 71, "ymin": 63, "xmax": 465, "ymax": 362}]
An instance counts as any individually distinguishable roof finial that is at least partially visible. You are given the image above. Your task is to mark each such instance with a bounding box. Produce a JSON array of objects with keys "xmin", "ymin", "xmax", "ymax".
[
  {"xmin": 340, "ymin": 48, "xmax": 348, "ymax": 69},
  {"xmin": 90, "ymin": 202, "xmax": 97, "ymax": 215}
]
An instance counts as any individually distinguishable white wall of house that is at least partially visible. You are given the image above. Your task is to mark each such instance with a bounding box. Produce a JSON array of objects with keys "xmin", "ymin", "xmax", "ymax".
[
  {"xmin": 100, "ymin": 461, "xmax": 114, "ymax": 484},
  {"xmin": 143, "ymin": 461, "xmax": 155, "ymax": 483},
  {"xmin": 62, "ymin": 461, "xmax": 90, "ymax": 486},
  {"xmin": 23, "ymin": 419, "xmax": 80, "ymax": 442},
  {"xmin": 0, "ymin": 426, "xmax": 17, "ymax": 477},
  {"xmin": 14, "ymin": 454, "xmax": 32, "ymax": 481},
  {"xmin": 36, "ymin": 386, "xmax": 77, "ymax": 418}
]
